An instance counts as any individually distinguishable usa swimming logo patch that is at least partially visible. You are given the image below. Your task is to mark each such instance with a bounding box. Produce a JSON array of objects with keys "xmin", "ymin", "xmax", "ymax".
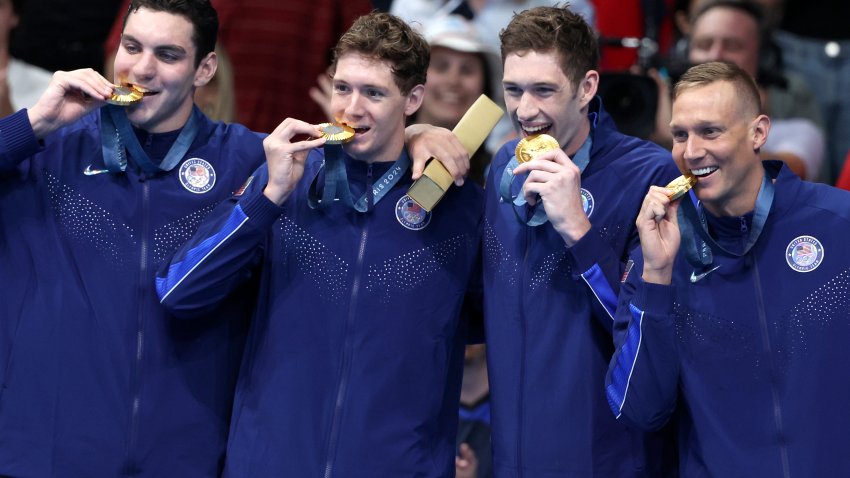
[
  {"xmin": 580, "ymin": 188, "xmax": 594, "ymax": 217},
  {"xmin": 786, "ymin": 235, "xmax": 824, "ymax": 273},
  {"xmin": 179, "ymin": 158, "xmax": 216, "ymax": 194},
  {"xmin": 395, "ymin": 195, "xmax": 431, "ymax": 231}
]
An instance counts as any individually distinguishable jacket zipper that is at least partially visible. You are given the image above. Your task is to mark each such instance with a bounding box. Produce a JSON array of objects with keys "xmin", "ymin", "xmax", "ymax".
[
  {"xmin": 125, "ymin": 177, "xmax": 150, "ymax": 475},
  {"xmin": 515, "ymin": 225, "xmax": 533, "ymax": 476},
  {"xmin": 323, "ymin": 164, "xmax": 372, "ymax": 478},
  {"xmin": 753, "ymin": 259, "xmax": 792, "ymax": 478}
]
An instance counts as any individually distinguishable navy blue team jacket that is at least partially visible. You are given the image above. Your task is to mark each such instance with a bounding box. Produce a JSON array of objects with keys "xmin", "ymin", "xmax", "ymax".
[
  {"xmin": 157, "ymin": 148, "xmax": 484, "ymax": 477},
  {"xmin": 607, "ymin": 161, "xmax": 850, "ymax": 477},
  {"xmin": 483, "ymin": 97, "xmax": 680, "ymax": 477},
  {"xmin": 0, "ymin": 108, "xmax": 264, "ymax": 477}
]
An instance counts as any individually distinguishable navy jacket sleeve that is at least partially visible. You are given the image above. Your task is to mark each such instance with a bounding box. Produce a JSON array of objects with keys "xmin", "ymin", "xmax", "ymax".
[
  {"xmin": 0, "ymin": 110, "xmax": 43, "ymax": 174},
  {"xmin": 156, "ymin": 165, "xmax": 282, "ymax": 318},
  {"xmin": 605, "ymin": 250, "xmax": 680, "ymax": 431},
  {"xmin": 569, "ymin": 225, "xmax": 625, "ymax": 331}
]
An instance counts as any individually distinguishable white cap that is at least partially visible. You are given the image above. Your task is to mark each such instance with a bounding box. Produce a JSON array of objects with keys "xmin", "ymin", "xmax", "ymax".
[{"xmin": 422, "ymin": 14, "xmax": 493, "ymax": 55}]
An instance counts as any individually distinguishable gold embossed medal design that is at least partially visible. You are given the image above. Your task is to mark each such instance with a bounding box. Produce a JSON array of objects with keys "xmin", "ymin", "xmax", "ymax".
[
  {"xmin": 318, "ymin": 122, "xmax": 355, "ymax": 144},
  {"xmin": 515, "ymin": 134, "xmax": 561, "ymax": 163}
]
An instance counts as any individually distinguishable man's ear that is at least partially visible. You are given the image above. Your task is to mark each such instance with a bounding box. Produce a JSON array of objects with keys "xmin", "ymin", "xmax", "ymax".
[
  {"xmin": 578, "ymin": 70, "xmax": 599, "ymax": 109},
  {"xmin": 404, "ymin": 84, "xmax": 425, "ymax": 117},
  {"xmin": 751, "ymin": 114, "xmax": 770, "ymax": 151},
  {"xmin": 193, "ymin": 51, "xmax": 218, "ymax": 88}
]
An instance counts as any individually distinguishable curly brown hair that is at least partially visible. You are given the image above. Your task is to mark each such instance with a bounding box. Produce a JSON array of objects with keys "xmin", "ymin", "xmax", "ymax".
[
  {"xmin": 499, "ymin": 3, "xmax": 598, "ymax": 89},
  {"xmin": 330, "ymin": 12, "xmax": 429, "ymax": 95}
]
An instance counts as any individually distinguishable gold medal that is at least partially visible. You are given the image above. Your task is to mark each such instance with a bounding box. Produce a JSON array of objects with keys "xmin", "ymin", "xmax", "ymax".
[
  {"xmin": 665, "ymin": 174, "xmax": 697, "ymax": 200},
  {"xmin": 515, "ymin": 134, "xmax": 560, "ymax": 163},
  {"xmin": 107, "ymin": 84, "xmax": 145, "ymax": 106},
  {"xmin": 318, "ymin": 122, "xmax": 355, "ymax": 144}
]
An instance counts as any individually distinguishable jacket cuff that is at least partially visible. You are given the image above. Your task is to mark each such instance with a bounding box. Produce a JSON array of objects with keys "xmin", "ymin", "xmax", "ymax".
[
  {"xmin": 1, "ymin": 109, "xmax": 41, "ymax": 158},
  {"xmin": 569, "ymin": 225, "xmax": 612, "ymax": 273},
  {"xmin": 634, "ymin": 281, "xmax": 675, "ymax": 317},
  {"xmin": 238, "ymin": 189, "xmax": 285, "ymax": 228}
]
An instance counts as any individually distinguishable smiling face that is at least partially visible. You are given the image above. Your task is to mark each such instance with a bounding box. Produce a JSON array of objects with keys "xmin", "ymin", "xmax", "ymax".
[
  {"xmin": 331, "ymin": 53, "xmax": 423, "ymax": 164},
  {"xmin": 671, "ymin": 80, "xmax": 769, "ymax": 217},
  {"xmin": 418, "ymin": 46, "xmax": 486, "ymax": 129},
  {"xmin": 113, "ymin": 7, "xmax": 216, "ymax": 133},
  {"xmin": 502, "ymin": 49, "xmax": 596, "ymax": 156}
]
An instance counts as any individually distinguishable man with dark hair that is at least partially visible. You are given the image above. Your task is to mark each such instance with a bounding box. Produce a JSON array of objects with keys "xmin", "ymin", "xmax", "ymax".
[
  {"xmin": 0, "ymin": 0, "xmax": 265, "ymax": 475},
  {"xmin": 607, "ymin": 60, "xmax": 850, "ymax": 476},
  {"xmin": 157, "ymin": 11, "xmax": 484, "ymax": 477},
  {"xmin": 481, "ymin": 4, "xmax": 679, "ymax": 476}
]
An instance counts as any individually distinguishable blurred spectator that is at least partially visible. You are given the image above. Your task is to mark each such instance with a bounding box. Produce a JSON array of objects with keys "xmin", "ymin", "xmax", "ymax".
[
  {"xmin": 106, "ymin": 0, "xmax": 373, "ymax": 132},
  {"xmin": 10, "ymin": 0, "xmax": 121, "ymax": 73},
  {"xmin": 193, "ymin": 44, "xmax": 235, "ymax": 122},
  {"xmin": 0, "ymin": 0, "xmax": 51, "ymax": 116},
  {"xmin": 418, "ymin": 14, "xmax": 500, "ymax": 185},
  {"xmin": 775, "ymin": 0, "xmax": 850, "ymax": 183},
  {"xmin": 391, "ymin": 0, "xmax": 595, "ymax": 54}
]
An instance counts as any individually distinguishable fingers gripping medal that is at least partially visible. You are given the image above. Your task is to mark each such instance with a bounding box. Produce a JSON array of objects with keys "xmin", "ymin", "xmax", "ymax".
[
  {"xmin": 515, "ymin": 134, "xmax": 560, "ymax": 163},
  {"xmin": 665, "ymin": 174, "xmax": 697, "ymax": 200},
  {"xmin": 107, "ymin": 84, "xmax": 146, "ymax": 106},
  {"xmin": 318, "ymin": 122, "xmax": 355, "ymax": 144}
]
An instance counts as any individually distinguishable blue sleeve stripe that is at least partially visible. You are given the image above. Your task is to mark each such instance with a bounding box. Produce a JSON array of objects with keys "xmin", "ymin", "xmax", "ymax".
[
  {"xmin": 580, "ymin": 263, "xmax": 616, "ymax": 320},
  {"xmin": 606, "ymin": 303, "xmax": 644, "ymax": 418},
  {"xmin": 156, "ymin": 205, "xmax": 250, "ymax": 302}
]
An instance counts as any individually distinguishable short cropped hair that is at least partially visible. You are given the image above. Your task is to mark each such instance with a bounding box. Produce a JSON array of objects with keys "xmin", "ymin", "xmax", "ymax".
[
  {"xmin": 674, "ymin": 61, "xmax": 762, "ymax": 116},
  {"xmin": 124, "ymin": 0, "xmax": 219, "ymax": 67},
  {"xmin": 331, "ymin": 12, "xmax": 429, "ymax": 95},
  {"xmin": 499, "ymin": 4, "xmax": 598, "ymax": 88}
]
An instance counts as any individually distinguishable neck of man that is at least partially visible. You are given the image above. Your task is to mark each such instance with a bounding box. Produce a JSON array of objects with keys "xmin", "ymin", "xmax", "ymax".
[
  {"xmin": 563, "ymin": 115, "xmax": 591, "ymax": 158},
  {"xmin": 705, "ymin": 161, "xmax": 766, "ymax": 217}
]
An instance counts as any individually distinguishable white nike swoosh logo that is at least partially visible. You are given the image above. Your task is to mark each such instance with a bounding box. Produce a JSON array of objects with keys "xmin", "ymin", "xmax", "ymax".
[
  {"xmin": 690, "ymin": 265, "xmax": 721, "ymax": 283},
  {"xmin": 83, "ymin": 164, "xmax": 109, "ymax": 176}
]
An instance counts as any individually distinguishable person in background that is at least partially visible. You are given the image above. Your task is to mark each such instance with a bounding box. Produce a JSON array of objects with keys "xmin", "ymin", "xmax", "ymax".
[
  {"xmin": 0, "ymin": 0, "xmax": 51, "ymax": 116},
  {"xmin": 456, "ymin": 343, "xmax": 492, "ymax": 478},
  {"xmin": 415, "ymin": 14, "xmax": 499, "ymax": 185}
]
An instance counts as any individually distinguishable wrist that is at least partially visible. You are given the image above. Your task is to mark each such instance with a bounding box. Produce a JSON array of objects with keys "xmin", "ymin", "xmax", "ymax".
[
  {"xmin": 555, "ymin": 219, "xmax": 591, "ymax": 247},
  {"xmin": 262, "ymin": 184, "xmax": 291, "ymax": 206},
  {"xmin": 642, "ymin": 267, "xmax": 672, "ymax": 285}
]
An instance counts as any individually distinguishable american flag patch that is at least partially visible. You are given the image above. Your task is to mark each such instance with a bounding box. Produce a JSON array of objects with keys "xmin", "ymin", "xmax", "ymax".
[{"xmin": 233, "ymin": 176, "xmax": 254, "ymax": 197}]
